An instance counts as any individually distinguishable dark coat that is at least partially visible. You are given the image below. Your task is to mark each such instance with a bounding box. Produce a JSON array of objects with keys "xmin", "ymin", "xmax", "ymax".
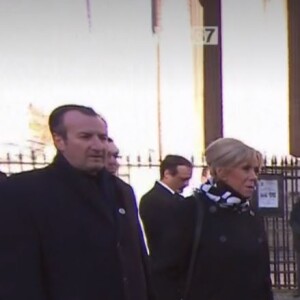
[
  {"xmin": 0, "ymin": 171, "xmax": 7, "ymax": 181},
  {"xmin": 290, "ymin": 201, "xmax": 300, "ymax": 252},
  {"xmin": 139, "ymin": 182, "xmax": 193, "ymax": 300},
  {"xmin": 186, "ymin": 192, "xmax": 273, "ymax": 300},
  {"xmin": 0, "ymin": 155, "xmax": 153, "ymax": 300}
]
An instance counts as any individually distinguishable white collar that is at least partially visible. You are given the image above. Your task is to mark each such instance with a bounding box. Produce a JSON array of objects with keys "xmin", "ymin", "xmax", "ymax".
[{"xmin": 157, "ymin": 181, "xmax": 176, "ymax": 194}]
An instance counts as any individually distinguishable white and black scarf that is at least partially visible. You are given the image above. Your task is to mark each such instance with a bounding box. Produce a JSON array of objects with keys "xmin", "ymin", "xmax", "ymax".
[{"xmin": 198, "ymin": 178, "xmax": 251, "ymax": 213}]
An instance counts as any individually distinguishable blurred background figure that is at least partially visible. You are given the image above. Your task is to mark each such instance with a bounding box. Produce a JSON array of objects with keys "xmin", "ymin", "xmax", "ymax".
[
  {"xmin": 200, "ymin": 166, "xmax": 210, "ymax": 183},
  {"xmin": 105, "ymin": 137, "xmax": 120, "ymax": 175}
]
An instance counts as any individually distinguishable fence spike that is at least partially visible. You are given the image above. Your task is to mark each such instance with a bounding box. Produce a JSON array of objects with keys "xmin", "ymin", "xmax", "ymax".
[
  {"xmin": 31, "ymin": 150, "xmax": 36, "ymax": 161},
  {"xmin": 148, "ymin": 153, "xmax": 152, "ymax": 166},
  {"xmin": 190, "ymin": 155, "xmax": 194, "ymax": 164},
  {"xmin": 18, "ymin": 152, "xmax": 23, "ymax": 163},
  {"xmin": 263, "ymin": 156, "xmax": 267, "ymax": 167}
]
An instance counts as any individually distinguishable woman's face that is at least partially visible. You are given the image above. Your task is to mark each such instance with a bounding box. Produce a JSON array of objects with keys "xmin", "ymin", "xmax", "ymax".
[{"xmin": 220, "ymin": 159, "xmax": 260, "ymax": 198}]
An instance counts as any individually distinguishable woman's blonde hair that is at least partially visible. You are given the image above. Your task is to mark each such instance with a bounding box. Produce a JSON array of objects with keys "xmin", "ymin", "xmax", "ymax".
[{"xmin": 205, "ymin": 138, "xmax": 263, "ymax": 179}]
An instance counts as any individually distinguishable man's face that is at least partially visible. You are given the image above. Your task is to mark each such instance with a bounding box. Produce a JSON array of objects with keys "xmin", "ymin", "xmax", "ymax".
[
  {"xmin": 164, "ymin": 165, "xmax": 193, "ymax": 193},
  {"xmin": 105, "ymin": 141, "xmax": 120, "ymax": 175},
  {"xmin": 53, "ymin": 110, "xmax": 108, "ymax": 174}
]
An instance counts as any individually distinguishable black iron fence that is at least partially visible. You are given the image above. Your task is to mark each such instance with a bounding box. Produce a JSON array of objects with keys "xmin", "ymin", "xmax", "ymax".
[
  {"xmin": 261, "ymin": 158, "xmax": 300, "ymax": 289},
  {"xmin": 0, "ymin": 151, "xmax": 299, "ymax": 289}
]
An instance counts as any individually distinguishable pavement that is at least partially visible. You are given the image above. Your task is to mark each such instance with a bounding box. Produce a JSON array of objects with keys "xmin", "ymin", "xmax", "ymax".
[{"xmin": 274, "ymin": 290, "xmax": 298, "ymax": 300}]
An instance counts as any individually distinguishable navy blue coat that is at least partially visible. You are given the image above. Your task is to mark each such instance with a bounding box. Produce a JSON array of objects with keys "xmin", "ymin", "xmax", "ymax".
[{"xmin": 0, "ymin": 155, "xmax": 153, "ymax": 300}]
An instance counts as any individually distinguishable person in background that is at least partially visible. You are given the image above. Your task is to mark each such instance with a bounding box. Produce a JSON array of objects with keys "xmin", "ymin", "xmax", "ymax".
[
  {"xmin": 105, "ymin": 137, "xmax": 120, "ymax": 175},
  {"xmin": 290, "ymin": 196, "xmax": 300, "ymax": 297},
  {"xmin": 185, "ymin": 137, "xmax": 273, "ymax": 300},
  {"xmin": 200, "ymin": 166, "xmax": 210, "ymax": 183},
  {"xmin": 139, "ymin": 154, "xmax": 193, "ymax": 300},
  {"xmin": 0, "ymin": 104, "xmax": 154, "ymax": 300}
]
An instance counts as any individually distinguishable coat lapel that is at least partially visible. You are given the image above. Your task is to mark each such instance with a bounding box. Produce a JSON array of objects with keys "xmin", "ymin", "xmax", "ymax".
[{"xmin": 48, "ymin": 155, "xmax": 115, "ymax": 224}]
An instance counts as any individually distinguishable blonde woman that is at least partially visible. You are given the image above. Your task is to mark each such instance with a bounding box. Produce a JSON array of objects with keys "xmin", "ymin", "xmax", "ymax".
[{"xmin": 185, "ymin": 138, "xmax": 273, "ymax": 300}]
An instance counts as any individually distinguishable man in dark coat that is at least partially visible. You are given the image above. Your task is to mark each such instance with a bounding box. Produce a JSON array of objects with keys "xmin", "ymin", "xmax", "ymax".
[
  {"xmin": 139, "ymin": 155, "xmax": 193, "ymax": 300},
  {"xmin": 105, "ymin": 137, "xmax": 120, "ymax": 175},
  {"xmin": 0, "ymin": 104, "xmax": 153, "ymax": 300}
]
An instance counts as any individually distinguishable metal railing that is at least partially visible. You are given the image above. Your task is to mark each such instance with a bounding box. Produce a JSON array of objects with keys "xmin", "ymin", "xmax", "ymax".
[{"xmin": 0, "ymin": 152, "xmax": 299, "ymax": 289}]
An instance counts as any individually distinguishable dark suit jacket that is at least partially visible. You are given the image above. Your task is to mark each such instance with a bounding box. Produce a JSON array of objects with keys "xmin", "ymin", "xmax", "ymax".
[
  {"xmin": 0, "ymin": 154, "xmax": 153, "ymax": 300},
  {"xmin": 139, "ymin": 182, "xmax": 193, "ymax": 300}
]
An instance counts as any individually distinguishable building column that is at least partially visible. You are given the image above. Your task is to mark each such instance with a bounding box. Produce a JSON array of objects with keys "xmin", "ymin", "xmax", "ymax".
[
  {"xmin": 200, "ymin": 0, "xmax": 223, "ymax": 148},
  {"xmin": 288, "ymin": 0, "xmax": 300, "ymax": 156}
]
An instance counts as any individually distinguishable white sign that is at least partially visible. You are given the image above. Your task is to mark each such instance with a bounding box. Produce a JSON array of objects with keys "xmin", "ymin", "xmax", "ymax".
[
  {"xmin": 192, "ymin": 26, "xmax": 219, "ymax": 45},
  {"xmin": 257, "ymin": 179, "xmax": 279, "ymax": 208}
]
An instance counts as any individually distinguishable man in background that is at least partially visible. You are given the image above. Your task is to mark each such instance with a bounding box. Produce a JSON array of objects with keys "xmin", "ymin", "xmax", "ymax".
[
  {"xmin": 105, "ymin": 137, "xmax": 120, "ymax": 175},
  {"xmin": 139, "ymin": 155, "xmax": 193, "ymax": 300},
  {"xmin": 200, "ymin": 166, "xmax": 210, "ymax": 183}
]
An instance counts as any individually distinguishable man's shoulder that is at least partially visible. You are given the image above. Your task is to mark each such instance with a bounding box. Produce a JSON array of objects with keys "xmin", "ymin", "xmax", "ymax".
[
  {"xmin": 3, "ymin": 166, "xmax": 53, "ymax": 191},
  {"xmin": 142, "ymin": 182, "xmax": 174, "ymax": 198},
  {"xmin": 114, "ymin": 176, "xmax": 132, "ymax": 188},
  {"xmin": 140, "ymin": 184, "xmax": 158, "ymax": 200},
  {"xmin": 9, "ymin": 166, "xmax": 50, "ymax": 181},
  {"xmin": 140, "ymin": 183, "xmax": 168, "ymax": 207},
  {"xmin": 113, "ymin": 176, "xmax": 134, "ymax": 193},
  {"xmin": 0, "ymin": 167, "xmax": 53, "ymax": 209}
]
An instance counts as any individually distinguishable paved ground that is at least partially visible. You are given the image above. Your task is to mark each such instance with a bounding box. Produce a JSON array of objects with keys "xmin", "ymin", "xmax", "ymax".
[{"xmin": 274, "ymin": 290, "xmax": 298, "ymax": 300}]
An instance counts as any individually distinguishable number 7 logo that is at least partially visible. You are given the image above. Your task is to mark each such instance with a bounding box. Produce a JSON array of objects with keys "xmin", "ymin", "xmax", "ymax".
[{"xmin": 192, "ymin": 26, "xmax": 219, "ymax": 45}]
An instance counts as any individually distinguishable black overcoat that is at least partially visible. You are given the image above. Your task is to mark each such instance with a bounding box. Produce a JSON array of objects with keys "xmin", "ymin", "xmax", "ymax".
[
  {"xmin": 139, "ymin": 182, "xmax": 193, "ymax": 300},
  {"xmin": 186, "ymin": 192, "xmax": 274, "ymax": 300},
  {"xmin": 0, "ymin": 155, "xmax": 153, "ymax": 300}
]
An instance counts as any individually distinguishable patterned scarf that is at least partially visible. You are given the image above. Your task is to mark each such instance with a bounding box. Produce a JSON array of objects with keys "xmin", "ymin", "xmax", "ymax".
[{"xmin": 198, "ymin": 178, "xmax": 252, "ymax": 213}]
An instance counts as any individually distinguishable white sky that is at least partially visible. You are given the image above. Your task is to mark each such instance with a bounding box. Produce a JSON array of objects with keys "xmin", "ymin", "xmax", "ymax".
[{"xmin": 0, "ymin": 0, "xmax": 288, "ymax": 159}]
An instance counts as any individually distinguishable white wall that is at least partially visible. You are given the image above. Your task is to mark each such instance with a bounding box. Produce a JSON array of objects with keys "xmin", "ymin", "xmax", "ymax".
[
  {"xmin": 0, "ymin": 0, "xmax": 198, "ymax": 160},
  {"xmin": 222, "ymin": 0, "xmax": 289, "ymax": 156},
  {"xmin": 0, "ymin": 0, "xmax": 290, "ymax": 197}
]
